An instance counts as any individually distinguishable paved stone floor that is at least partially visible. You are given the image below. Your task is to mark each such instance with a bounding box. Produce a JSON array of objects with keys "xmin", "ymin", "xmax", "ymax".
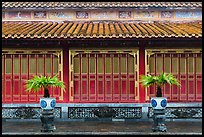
[{"xmin": 2, "ymin": 120, "xmax": 202, "ymax": 135}]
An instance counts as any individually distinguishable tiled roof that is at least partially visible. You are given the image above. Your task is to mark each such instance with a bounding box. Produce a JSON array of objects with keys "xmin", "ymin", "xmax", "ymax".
[
  {"xmin": 2, "ymin": 2, "xmax": 202, "ymax": 9},
  {"xmin": 2, "ymin": 21, "xmax": 202, "ymax": 39}
]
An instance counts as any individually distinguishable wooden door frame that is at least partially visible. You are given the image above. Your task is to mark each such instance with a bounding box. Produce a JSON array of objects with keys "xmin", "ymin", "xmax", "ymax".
[
  {"xmin": 2, "ymin": 49, "xmax": 64, "ymax": 102},
  {"xmin": 69, "ymin": 49, "xmax": 139, "ymax": 102},
  {"xmin": 145, "ymin": 48, "xmax": 202, "ymax": 102}
]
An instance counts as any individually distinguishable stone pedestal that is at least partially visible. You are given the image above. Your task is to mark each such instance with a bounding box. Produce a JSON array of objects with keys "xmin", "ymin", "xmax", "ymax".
[
  {"xmin": 152, "ymin": 109, "xmax": 167, "ymax": 132},
  {"xmin": 40, "ymin": 109, "xmax": 56, "ymax": 132}
]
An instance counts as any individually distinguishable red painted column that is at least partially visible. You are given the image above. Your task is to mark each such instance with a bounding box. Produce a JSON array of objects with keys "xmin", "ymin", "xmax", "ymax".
[
  {"xmin": 62, "ymin": 46, "xmax": 69, "ymax": 103},
  {"xmin": 139, "ymin": 44, "xmax": 146, "ymax": 103}
]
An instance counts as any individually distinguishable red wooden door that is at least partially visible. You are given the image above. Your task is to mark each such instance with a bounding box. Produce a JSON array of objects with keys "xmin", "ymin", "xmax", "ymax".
[
  {"xmin": 146, "ymin": 50, "xmax": 202, "ymax": 102},
  {"xmin": 2, "ymin": 50, "xmax": 63, "ymax": 103},
  {"xmin": 70, "ymin": 51, "xmax": 139, "ymax": 103}
]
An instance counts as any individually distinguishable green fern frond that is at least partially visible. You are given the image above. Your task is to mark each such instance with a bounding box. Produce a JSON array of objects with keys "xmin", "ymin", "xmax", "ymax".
[{"xmin": 24, "ymin": 74, "xmax": 66, "ymax": 94}]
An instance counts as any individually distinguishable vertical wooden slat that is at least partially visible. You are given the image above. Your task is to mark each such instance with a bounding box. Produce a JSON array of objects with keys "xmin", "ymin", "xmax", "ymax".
[
  {"xmin": 11, "ymin": 54, "xmax": 14, "ymax": 102},
  {"xmin": 81, "ymin": 54, "xmax": 88, "ymax": 101},
  {"xmin": 195, "ymin": 53, "xmax": 202, "ymax": 101},
  {"xmin": 96, "ymin": 54, "xmax": 98, "ymax": 102},
  {"xmin": 188, "ymin": 54, "xmax": 194, "ymax": 101},
  {"xmin": 113, "ymin": 54, "xmax": 119, "ymax": 101},
  {"xmin": 19, "ymin": 55, "xmax": 22, "ymax": 102},
  {"xmin": 121, "ymin": 54, "xmax": 128, "ymax": 101},
  {"xmin": 164, "ymin": 54, "xmax": 171, "ymax": 100},
  {"xmin": 21, "ymin": 54, "xmax": 28, "ymax": 102},
  {"xmin": 6, "ymin": 54, "xmax": 13, "ymax": 102},
  {"xmin": 180, "ymin": 53, "xmax": 187, "ymax": 101},
  {"xmin": 89, "ymin": 54, "xmax": 96, "ymax": 101},
  {"xmin": 2, "ymin": 55, "xmax": 5, "ymax": 102},
  {"xmin": 172, "ymin": 54, "xmax": 179, "ymax": 101},
  {"xmin": 87, "ymin": 54, "xmax": 89, "ymax": 101},
  {"xmin": 80, "ymin": 54, "xmax": 82, "ymax": 101},
  {"xmin": 96, "ymin": 54, "xmax": 104, "ymax": 101},
  {"xmin": 178, "ymin": 53, "xmax": 181, "ymax": 102},
  {"xmin": 103, "ymin": 54, "xmax": 105, "ymax": 101},
  {"xmin": 13, "ymin": 54, "xmax": 20, "ymax": 102},
  {"xmin": 73, "ymin": 54, "xmax": 79, "ymax": 101},
  {"xmin": 128, "ymin": 54, "xmax": 135, "ymax": 100},
  {"xmin": 105, "ymin": 54, "xmax": 112, "ymax": 101}
]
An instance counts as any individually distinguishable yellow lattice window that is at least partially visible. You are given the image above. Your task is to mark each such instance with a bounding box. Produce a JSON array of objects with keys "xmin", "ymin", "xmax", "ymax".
[
  {"xmin": 29, "ymin": 55, "xmax": 36, "ymax": 74},
  {"xmin": 14, "ymin": 55, "xmax": 20, "ymax": 74},
  {"xmin": 164, "ymin": 54, "xmax": 170, "ymax": 73},
  {"xmin": 21, "ymin": 55, "xmax": 28, "ymax": 74},
  {"xmin": 5, "ymin": 55, "xmax": 12, "ymax": 74},
  {"xmin": 45, "ymin": 55, "xmax": 51, "ymax": 73},
  {"xmin": 113, "ymin": 55, "xmax": 119, "ymax": 73},
  {"xmin": 82, "ymin": 54, "xmax": 88, "ymax": 73},
  {"xmin": 97, "ymin": 55, "xmax": 103, "ymax": 74},
  {"xmin": 89, "ymin": 54, "xmax": 96, "ymax": 74},
  {"xmin": 156, "ymin": 54, "xmax": 163, "ymax": 73},
  {"xmin": 121, "ymin": 55, "xmax": 127, "ymax": 73},
  {"xmin": 105, "ymin": 55, "xmax": 111, "ymax": 74},
  {"xmin": 128, "ymin": 55, "xmax": 134, "ymax": 73},
  {"xmin": 188, "ymin": 56, "xmax": 194, "ymax": 74},
  {"xmin": 172, "ymin": 55, "xmax": 178, "ymax": 73},
  {"xmin": 74, "ymin": 56, "xmax": 80, "ymax": 73},
  {"xmin": 196, "ymin": 55, "xmax": 202, "ymax": 73},
  {"xmin": 37, "ymin": 55, "xmax": 44, "ymax": 74},
  {"xmin": 149, "ymin": 55, "xmax": 155, "ymax": 73}
]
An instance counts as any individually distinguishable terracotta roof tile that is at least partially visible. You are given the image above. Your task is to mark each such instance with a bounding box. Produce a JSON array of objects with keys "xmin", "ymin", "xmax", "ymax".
[
  {"xmin": 92, "ymin": 23, "xmax": 98, "ymax": 35},
  {"xmin": 86, "ymin": 22, "xmax": 93, "ymax": 36},
  {"xmin": 124, "ymin": 23, "xmax": 135, "ymax": 35},
  {"xmin": 104, "ymin": 23, "xmax": 110, "ymax": 36},
  {"xmin": 2, "ymin": 2, "xmax": 202, "ymax": 9},
  {"xmin": 2, "ymin": 21, "xmax": 202, "ymax": 39},
  {"xmin": 98, "ymin": 23, "xmax": 104, "ymax": 36}
]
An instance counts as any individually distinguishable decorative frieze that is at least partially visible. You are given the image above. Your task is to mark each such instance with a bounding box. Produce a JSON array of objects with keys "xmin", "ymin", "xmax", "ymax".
[
  {"xmin": 3, "ymin": 10, "xmax": 202, "ymax": 21},
  {"xmin": 140, "ymin": 11, "xmax": 156, "ymax": 18},
  {"xmin": 68, "ymin": 107, "xmax": 142, "ymax": 119},
  {"xmin": 2, "ymin": 107, "xmax": 61, "ymax": 119},
  {"xmin": 119, "ymin": 11, "xmax": 132, "ymax": 19},
  {"xmin": 49, "ymin": 11, "xmax": 74, "ymax": 19},
  {"xmin": 148, "ymin": 107, "xmax": 202, "ymax": 119},
  {"xmin": 76, "ymin": 11, "xmax": 89, "ymax": 19},
  {"xmin": 91, "ymin": 11, "xmax": 116, "ymax": 19},
  {"xmin": 161, "ymin": 11, "xmax": 174, "ymax": 18},
  {"xmin": 7, "ymin": 11, "xmax": 31, "ymax": 19},
  {"xmin": 176, "ymin": 11, "xmax": 202, "ymax": 18},
  {"xmin": 33, "ymin": 11, "xmax": 47, "ymax": 19},
  {"xmin": 2, "ymin": 104, "xmax": 202, "ymax": 120}
]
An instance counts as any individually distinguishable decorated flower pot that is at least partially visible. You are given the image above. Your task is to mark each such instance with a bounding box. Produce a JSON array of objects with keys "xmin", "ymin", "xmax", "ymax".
[
  {"xmin": 151, "ymin": 97, "xmax": 167, "ymax": 109},
  {"xmin": 151, "ymin": 97, "xmax": 167, "ymax": 132},
  {"xmin": 40, "ymin": 97, "xmax": 56, "ymax": 132},
  {"xmin": 40, "ymin": 98, "xmax": 56, "ymax": 110}
]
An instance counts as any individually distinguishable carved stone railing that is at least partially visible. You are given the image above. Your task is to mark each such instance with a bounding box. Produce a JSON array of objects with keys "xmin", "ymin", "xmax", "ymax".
[{"xmin": 92, "ymin": 106, "xmax": 116, "ymax": 118}]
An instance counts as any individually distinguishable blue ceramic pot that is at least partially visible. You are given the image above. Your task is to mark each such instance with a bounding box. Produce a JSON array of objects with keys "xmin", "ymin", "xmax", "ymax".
[
  {"xmin": 151, "ymin": 97, "xmax": 167, "ymax": 110},
  {"xmin": 40, "ymin": 98, "xmax": 56, "ymax": 110}
]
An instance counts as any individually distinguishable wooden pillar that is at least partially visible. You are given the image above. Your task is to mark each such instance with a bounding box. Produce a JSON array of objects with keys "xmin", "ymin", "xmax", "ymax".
[
  {"xmin": 139, "ymin": 42, "xmax": 146, "ymax": 103},
  {"xmin": 62, "ymin": 43, "xmax": 69, "ymax": 102}
]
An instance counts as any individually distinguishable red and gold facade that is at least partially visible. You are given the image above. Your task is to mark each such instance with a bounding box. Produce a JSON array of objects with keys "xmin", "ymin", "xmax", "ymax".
[{"xmin": 2, "ymin": 2, "xmax": 202, "ymax": 105}]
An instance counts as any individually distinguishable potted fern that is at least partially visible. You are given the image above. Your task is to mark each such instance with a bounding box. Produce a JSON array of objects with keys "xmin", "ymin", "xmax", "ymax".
[
  {"xmin": 140, "ymin": 73, "xmax": 180, "ymax": 108},
  {"xmin": 25, "ymin": 75, "xmax": 65, "ymax": 110},
  {"xmin": 140, "ymin": 73, "xmax": 180, "ymax": 97},
  {"xmin": 25, "ymin": 75, "xmax": 65, "ymax": 132},
  {"xmin": 140, "ymin": 73, "xmax": 180, "ymax": 132}
]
